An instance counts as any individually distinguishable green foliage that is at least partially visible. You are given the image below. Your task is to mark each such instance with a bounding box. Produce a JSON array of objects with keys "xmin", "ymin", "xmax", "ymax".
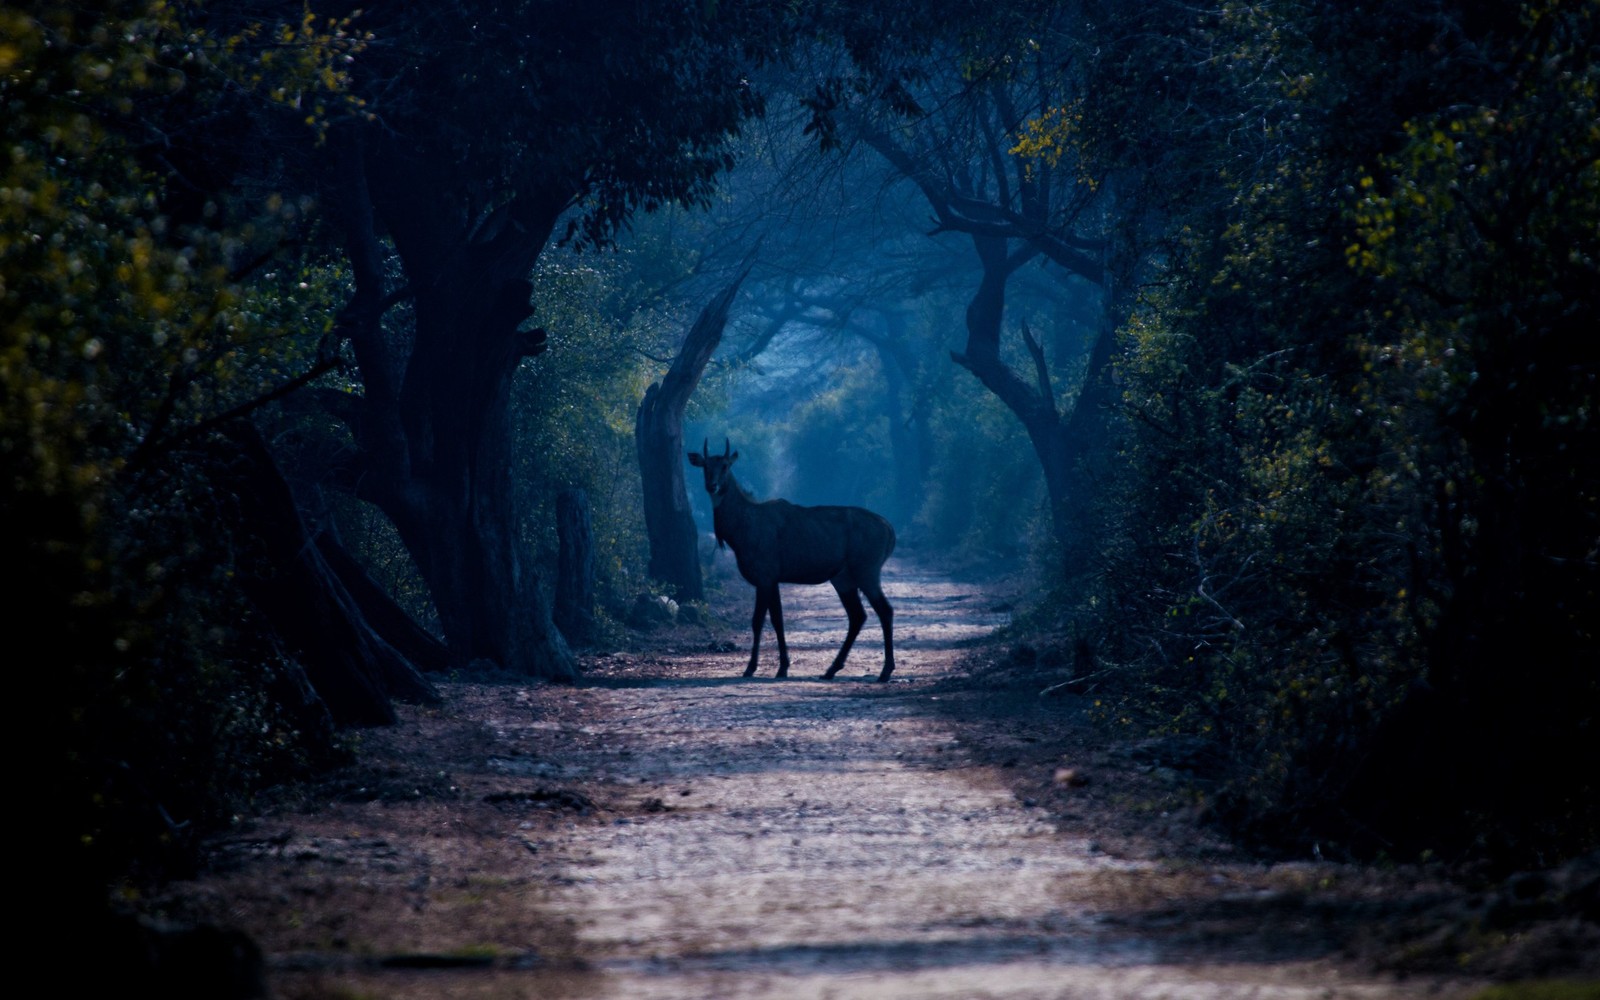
[
  {"xmin": 515, "ymin": 235, "xmax": 697, "ymax": 616},
  {"xmin": 3, "ymin": 0, "xmax": 355, "ymax": 899},
  {"xmin": 1468, "ymin": 982, "xmax": 1600, "ymax": 1000},
  {"xmin": 1073, "ymin": 0, "xmax": 1598, "ymax": 864},
  {"xmin": 1333, "ymin": 0, "xmax": 1600, "ymax": 860},
  {"xmin": 918, "ymin": 343, "xmax": 1050, "ymax": 567},
  {"xmin": 746, "ymin": 361, "xmax": 896, "ymax": 510},
  {"xmin": 1009, "ymin": 100, "xmax": 1099, "ymax": 191},
  {"xmin": 339, "ymin": 0, "xmax": 772, "ymax": 246}
]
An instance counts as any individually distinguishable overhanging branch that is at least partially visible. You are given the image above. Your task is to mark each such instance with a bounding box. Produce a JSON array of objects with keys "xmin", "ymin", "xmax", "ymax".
[
  {"xmin": 1020, "ymin": 321, "xmax": 1056, "ymax": 415},
  {"xmin": 126, "ymin": 351, "xmax": 345, "ymax": 476}
]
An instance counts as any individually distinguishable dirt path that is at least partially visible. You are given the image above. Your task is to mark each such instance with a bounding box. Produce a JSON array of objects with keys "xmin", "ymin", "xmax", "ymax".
[{"xmin": 165, "ymin": 560, "xmax": 1500, "ymax": 999}]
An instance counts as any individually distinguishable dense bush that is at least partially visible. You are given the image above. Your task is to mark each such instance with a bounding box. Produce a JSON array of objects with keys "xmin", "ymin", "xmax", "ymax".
[
  {"xmin": 1072, "ymin": 0, "xmax": 1598, "ymax": 865},
  {"xmin": 5, "ymin": 1, "xmax": 360, "ymax": 899},
  {"xmin": 516, "ymin": 241, "xmax": 688, "ymax": 620}
]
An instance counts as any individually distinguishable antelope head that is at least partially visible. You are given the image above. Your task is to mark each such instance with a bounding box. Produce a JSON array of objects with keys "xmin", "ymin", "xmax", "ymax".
[{"xmin": 687, "ymin": 437, "xmax": 739, "ymax": 502}]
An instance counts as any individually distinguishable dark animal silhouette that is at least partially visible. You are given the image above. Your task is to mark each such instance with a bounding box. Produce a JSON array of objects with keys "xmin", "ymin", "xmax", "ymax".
[{"xmin": 688, "ymin": 439, "xmax": 897, "ymax": 681}]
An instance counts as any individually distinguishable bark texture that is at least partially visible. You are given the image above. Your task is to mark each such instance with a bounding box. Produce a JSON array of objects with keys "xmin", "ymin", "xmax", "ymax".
[
  {"xmin": 216, "ymin": 423, "xmax": 441, "ymax": 728},
  {"xmin": 636, "ymin": 268, "xmax": 752, "ymax": 601},
  {"xmin": 555, "ymin": 488, "xmax": 597, "ymax": 646},
  {"xmin": 317, "ymin": 533, "xmax": 450, "ymax": 674},
  {"xmin": 329, "ymin": 134, "xmax": 577, "ymax": 681},
  {"xmin": 950, "ymin": 234, "xmax": 1120, "ymax": 570}
]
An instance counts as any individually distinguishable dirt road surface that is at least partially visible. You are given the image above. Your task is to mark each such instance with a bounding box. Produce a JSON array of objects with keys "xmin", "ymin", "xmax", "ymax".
[{"xmin": 164, "ymin": 560, "xmax": 1512, "ymax": 999}]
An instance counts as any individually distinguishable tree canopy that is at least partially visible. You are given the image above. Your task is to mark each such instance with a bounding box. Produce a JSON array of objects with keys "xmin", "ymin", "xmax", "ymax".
[{"xmin": 12, "ymin": 0, "xmax": 1596, "ymax": 921}]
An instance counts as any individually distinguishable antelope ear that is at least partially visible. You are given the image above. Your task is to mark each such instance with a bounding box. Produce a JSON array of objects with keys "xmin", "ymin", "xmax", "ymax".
[
  {"xmin": 729, "ymin": 451, "xmax": 739, "ymax": 463},
  {"xmin": 687, "ymin": 452, "xmax": 705, "ymax": 467}
]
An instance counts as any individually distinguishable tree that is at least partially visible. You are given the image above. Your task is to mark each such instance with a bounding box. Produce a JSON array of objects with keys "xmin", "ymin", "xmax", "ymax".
[
  {"xmin": 741, "ymin": 292, "xmax": 935, "ymax": 530},
  {"xmin": 654, "ymin": 74, "xmax": 1059, "ymax": 554},
  {"xmin": 636, "ymin": 267, "xmax": 752, "ymax": 602},
  {"xmin": 822, "ymin": 8, "xmax": 1122, "ymax": 566},
  {"xmin": 294, "ymin": 0, "xmax": 789, "ymax": 679}
]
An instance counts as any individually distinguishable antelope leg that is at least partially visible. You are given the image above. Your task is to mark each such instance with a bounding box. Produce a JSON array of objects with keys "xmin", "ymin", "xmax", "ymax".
[
  {"xmin": 745, "ymin": 587, "xmax": 768, "ymax": 677},
  {"xmin": 824, "ymin": 584, "xmax": 867, "ymax": 679},
  {"xmin": 864, "ymin": 583, "xmax": 895, "ymax": 682},
  {"xmin": 768, "ymin": 585, "xmax": 790, "ymax": 678}
]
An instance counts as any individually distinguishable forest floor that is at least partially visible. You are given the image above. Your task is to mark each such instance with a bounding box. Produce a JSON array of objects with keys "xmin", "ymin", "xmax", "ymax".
[{"xmin": 155, "ymin": 556, "xmax": 1598, "ymax": 999}]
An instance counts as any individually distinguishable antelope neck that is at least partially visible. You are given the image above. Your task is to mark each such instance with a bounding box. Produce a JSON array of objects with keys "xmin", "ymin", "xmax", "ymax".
[{"xmin": 710, "ymin": 476, "xmax": 750, "ymax": 508}]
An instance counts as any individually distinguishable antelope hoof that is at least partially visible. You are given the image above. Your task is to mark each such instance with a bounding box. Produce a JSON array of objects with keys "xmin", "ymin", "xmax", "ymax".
[
  {"xmin": 876, "ymin": 667, "xmax": 894, "ymax": 683},
  {"xmin": 743, "ymin": 664, "xmax": 757, "ymax": 678}
]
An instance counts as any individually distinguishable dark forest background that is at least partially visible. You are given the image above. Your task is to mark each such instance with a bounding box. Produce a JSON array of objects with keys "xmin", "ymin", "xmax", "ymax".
[{"xmin": 5, "ymin": 0, "xmax": 1594, "ymax": 919}]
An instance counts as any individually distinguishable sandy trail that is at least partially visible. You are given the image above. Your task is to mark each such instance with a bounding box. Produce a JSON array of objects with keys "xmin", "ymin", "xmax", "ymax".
[
  {"xmin": 466, "ymin": 562, "xmax": 1471, "ymax": 999},
  {"xmin": 174, "ymin": 559, "xmax": 1488, "ymax": 999}
]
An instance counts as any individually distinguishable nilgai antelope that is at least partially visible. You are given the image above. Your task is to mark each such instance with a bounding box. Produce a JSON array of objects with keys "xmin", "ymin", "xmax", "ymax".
[{"xmin": 688, "ymin": 439, "xmax": 897, "ymax": 682}]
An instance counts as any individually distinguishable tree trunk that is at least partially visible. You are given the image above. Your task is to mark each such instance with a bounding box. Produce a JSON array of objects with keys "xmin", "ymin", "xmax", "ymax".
[
  {"xmin": 554, "ymin": 488, "xmax": 596, "ymax": 645},
  {"xmin": 216, "ymin": 423, "xmax": 441, "ymax": 727},
  {"xmin": 950, "ymin": 235, "xmax": 1072, "ymax": 546},
  {"xmin": 338, "ymin": 138, "xmax": 578, "ymax": 682},
  {"xmin": 389, "ymin": 282, "xmax": 575, "ymax": 680},
  {"xmin": 316, "ymin": 532, "xmax": 450, "ymax": 674},
  {"xmin": 949, "ymin": 234, "xmax": 1115, "ymax": 569},
  {"xmin": 636, "ymin": 268, "xmax": 752, "ymax": 601},
  {"xmin": 846, "ymin": 309, "xmax": 932, "ymax": 534}
]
